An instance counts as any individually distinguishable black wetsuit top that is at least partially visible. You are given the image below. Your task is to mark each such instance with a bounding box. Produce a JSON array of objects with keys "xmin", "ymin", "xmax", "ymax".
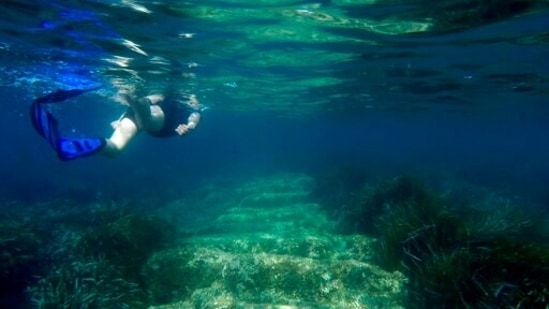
[{"xmin": 125, "ymin": 98, "xmax": 194, "ymax": 138}]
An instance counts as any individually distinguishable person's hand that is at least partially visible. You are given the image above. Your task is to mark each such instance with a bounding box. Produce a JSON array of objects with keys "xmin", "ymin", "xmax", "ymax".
[
  {"xmin": 175, "ymin": 124, "xmax": 192, "ymax": 135},
  {"xmin": 187, "ymin": 94, "xmax": 202, "ymax": 111}
]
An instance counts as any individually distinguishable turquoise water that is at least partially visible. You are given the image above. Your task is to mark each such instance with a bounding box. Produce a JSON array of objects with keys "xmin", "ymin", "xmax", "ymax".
[{"xmin": 0, "ymin": 1, "xmax": 548, "ymax": 308}]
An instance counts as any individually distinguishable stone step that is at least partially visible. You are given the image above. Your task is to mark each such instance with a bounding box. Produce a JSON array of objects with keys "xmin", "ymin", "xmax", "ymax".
[
  {"xmin": 182, "ymin": 233, "xmax": 376, "ymax": 262},
  {"xmin": 216, "ymin": 203, "xmax": 322, "ymax": 224},
  {"xmin": 144, "ymin": 240, "xmax": 406, "ymax": 309},
  {"xmin": 232, "ymin": 174, "xmax": 315, "ymax": 196},
  {"xmin": 211, "ymin": 203, "xmax": 334, "ymax": 234},
  {"xmin": 235, "ymin": 190, "xmax": 312, "ymax": 208},
  {"xmin": 226, "ymin": 174, "xmax": 315, "ymax": 209}
]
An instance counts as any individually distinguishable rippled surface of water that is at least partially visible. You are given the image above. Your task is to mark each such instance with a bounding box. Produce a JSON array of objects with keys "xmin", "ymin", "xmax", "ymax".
[{"xmin": 1, "ymin": 0, "xmax": 547, "ymax": 115}]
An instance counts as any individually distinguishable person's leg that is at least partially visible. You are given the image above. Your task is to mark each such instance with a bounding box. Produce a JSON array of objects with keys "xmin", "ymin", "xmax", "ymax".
[
  {"xmin": 125, "ymin": 95, "xmax": 165, "ymax": 132},
  {"xmin": 101, "ymin": 117, "xmax": 139, "ymax": 157}
]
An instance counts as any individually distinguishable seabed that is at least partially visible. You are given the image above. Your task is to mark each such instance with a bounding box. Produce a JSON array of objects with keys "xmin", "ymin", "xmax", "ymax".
[{"xmin": 7, "ymin": 172, "xmax": 548, "ymax": 308}]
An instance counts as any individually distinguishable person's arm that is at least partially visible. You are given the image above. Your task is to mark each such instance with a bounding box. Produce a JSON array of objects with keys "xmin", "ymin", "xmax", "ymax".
[{"xmin": 175, "ymin": 112, "xmax": 200, "ymax": 135}]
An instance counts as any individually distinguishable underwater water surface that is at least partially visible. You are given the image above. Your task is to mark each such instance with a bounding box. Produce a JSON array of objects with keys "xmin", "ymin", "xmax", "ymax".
[{"xmin": 0, "ymin": 0, "xmax": 548, "ymax": 308}]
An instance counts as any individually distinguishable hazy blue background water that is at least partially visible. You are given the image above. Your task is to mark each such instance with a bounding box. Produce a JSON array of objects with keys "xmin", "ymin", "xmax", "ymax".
[{"xmin": 0, "ymin": 0, "xmax": 548, "ymax": 205}]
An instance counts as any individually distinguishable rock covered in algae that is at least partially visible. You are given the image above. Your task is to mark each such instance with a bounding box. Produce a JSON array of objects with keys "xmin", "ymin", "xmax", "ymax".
[
  {"xmin": 143, "ymin": 236, "xmax": 405, "ymax": 308},
  {"xmin": 143, "ymin": 174, "xmax": 406, "ymax": 308}
]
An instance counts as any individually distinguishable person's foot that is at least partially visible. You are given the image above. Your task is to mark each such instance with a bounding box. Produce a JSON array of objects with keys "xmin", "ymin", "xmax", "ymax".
[{"xmin": 113, "ymin": 90, "xmax": 137, "ymax": 106}]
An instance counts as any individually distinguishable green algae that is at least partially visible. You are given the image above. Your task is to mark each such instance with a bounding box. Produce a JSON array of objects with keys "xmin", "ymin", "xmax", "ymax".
[
  {"xmin": 20, "ymin": 201, "xmax": 176, "ymax": 309},
  {"xmin": 328, "ymin": 173, "xmax": 549, "ymax": 308},
  {"xmin": 0, "ymin": 221, "xmax": 42, "ymax": 300},
  {"xmin": 77, "ymin": 213, "xmax": 174, "ymax": 281}
]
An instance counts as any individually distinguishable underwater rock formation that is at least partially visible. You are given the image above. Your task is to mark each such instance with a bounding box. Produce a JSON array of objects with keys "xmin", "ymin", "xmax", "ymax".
[{"xmin": 143, "ymin": 174, "xmax": 407, "ymax": 308}]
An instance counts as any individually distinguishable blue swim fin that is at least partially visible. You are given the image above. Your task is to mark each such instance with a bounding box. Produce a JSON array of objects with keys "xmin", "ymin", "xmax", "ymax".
[
  {"xmin": 30, "ymin": 102, "xmax": 59, "ymax": 150},
  {"xmin": 30, "ymin": 102, "xmax": 106, "ymax": 161},
  {"xmin": 57, "ymin": 137, "xmax": 106, "ymax": 161}
]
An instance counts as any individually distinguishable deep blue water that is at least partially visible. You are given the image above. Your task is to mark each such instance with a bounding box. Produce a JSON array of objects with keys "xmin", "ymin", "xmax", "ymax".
[
  {"xmin": 0, "ymin": 0, "xmax": 549, "ymax": 307},
  {"xmin": 2, "ymin": 1, "xmax": 548, "ymax": 199}
]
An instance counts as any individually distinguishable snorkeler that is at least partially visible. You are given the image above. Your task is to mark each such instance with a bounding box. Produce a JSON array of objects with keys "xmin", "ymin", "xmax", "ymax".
[{"xmin": 30, "ymin": 87, "xmax": 202, "ymax": 161}]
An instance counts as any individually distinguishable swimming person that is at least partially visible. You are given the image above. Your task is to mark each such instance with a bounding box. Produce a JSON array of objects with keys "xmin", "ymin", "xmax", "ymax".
[
  {"xmin": 102, "ymin": 92, "xmax": 201, "ymax": 157},
  {"xmin": 30, "ymin": 87, "xmax": 202, "ymax": 161}
]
